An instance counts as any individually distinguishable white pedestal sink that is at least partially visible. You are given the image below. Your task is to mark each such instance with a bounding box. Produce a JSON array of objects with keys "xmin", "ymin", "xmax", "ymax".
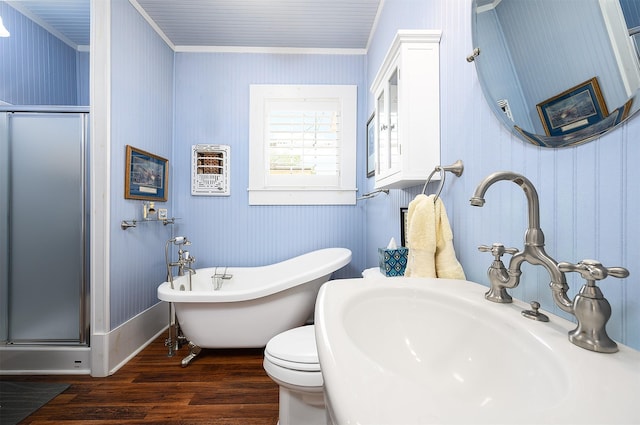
[{"xmin": 315, "ymin": 277, "xmax": 640, "ymax": 424}]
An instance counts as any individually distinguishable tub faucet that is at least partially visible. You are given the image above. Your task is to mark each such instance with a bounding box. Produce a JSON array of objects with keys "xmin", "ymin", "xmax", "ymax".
[
  {"xmin": 178, "ymin": 250, "xmax": 197, "ymax": 277},
  {"xmin": 469, "ymin": 171, "xmax": 629, "ymax": 353},
  {"xmin": 165, "ymin": 236, "xmax": 196, "ymax": 289}
]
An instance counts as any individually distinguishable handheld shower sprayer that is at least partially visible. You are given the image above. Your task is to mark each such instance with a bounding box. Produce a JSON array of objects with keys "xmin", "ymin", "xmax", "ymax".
[{"xmin": 169, "ymin": 236, "xmax": 191, "ymax": 246}]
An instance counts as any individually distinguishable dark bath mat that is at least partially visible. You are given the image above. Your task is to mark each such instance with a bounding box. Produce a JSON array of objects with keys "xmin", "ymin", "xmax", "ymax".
[{"xmin": 0, "ymin": 381, "xmax": 69, "ymax": 424}]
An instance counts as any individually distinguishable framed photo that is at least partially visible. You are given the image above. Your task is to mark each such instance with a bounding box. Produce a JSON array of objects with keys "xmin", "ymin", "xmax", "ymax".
[
  {"xmin": 125, "ymin": 145, "xmax": 168, "ymax": 201},
  {"xmin": 536, "ymin": 77, "xmax": 609, "ymax": 137},
  {"xmin": 400, "ymin": 207, "xmax": 408, "ymax": 247},
  {"xmin": 366, "ymin": 112, "xmax": 375, "ymax": 178}
]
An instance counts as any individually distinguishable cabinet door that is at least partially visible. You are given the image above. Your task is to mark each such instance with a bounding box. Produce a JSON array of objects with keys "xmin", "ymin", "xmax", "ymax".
[
  {"xmin": 376, "ymin": 89, "xmax": 389, "ymax": 176},
  {"xmin": 376, "ymin": 66, "xmax": 401, "ymax": 179},
  {"xmin": 388, "ymin": 68, "xmax": 400, "ymax": 171}
]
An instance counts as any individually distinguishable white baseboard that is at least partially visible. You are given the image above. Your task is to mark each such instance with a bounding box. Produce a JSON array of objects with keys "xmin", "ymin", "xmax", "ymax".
[{"xmin": 92, "ymin": 301, "xmax": 169, "ymax": 377}]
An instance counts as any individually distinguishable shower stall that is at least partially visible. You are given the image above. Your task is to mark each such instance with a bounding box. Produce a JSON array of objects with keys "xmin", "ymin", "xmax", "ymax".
[{"xmin": 0, "ymin": 106, "xmax": 91, "ymax": 373}]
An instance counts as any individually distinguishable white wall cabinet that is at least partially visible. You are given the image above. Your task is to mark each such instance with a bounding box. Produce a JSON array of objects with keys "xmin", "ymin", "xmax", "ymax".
[{"xmin": 371, "ymin": 30, "xmax": 442, "ymax": 190}]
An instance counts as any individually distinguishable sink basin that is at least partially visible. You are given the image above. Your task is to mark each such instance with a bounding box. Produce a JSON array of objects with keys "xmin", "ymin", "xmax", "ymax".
[{"xmin": 315, "ymin": 277, "xmax": 640, "ymax": 424}]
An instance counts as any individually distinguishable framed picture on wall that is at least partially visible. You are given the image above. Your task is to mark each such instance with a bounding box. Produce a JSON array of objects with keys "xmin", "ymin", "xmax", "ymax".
[
  {"xmin": 124, "ymin": 145, "xmax": 168, "ymax": 201},
  {"xmin": 400, "ymin": 207, "xmax": 408, "ymax": 247},
  {"xmin": 536, "ymin": 77, "xmax": 608, "ymax": 137},
  {"xmin": 366, "ymin": 112, "xmax": 375, "ymax": 178}
]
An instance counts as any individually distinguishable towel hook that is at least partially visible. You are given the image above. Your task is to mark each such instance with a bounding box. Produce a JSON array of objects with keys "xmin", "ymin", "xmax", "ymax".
[
  {"xmin": 421, "ymin": 160, "xmax": 464, "ymax": 201},
  {"xmin": 422, "ymin": 167, "xmax": 447, "ymax": 200}
]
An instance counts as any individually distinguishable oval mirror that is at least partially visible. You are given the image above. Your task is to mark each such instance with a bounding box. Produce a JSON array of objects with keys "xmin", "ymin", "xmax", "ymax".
[{"xmin": 471, "ymin": 0, "xmax": 640, "ymax": 148}]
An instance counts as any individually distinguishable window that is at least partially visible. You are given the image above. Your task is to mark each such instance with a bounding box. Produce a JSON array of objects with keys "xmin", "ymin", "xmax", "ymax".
[{"xmin": 249, "ymin": 85, "xmax": 357, "ymax": 205}]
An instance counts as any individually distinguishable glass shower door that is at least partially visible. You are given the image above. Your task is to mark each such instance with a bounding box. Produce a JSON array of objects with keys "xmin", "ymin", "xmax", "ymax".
[{"xmin": 2, "ymin": 111, "xmax": 88, "ymax": 344}]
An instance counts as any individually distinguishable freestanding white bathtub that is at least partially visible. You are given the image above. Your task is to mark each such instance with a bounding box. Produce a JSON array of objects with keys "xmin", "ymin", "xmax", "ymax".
[{"xmin": 157, "ymin": 247, "xmax": 351, "ymax": 364}]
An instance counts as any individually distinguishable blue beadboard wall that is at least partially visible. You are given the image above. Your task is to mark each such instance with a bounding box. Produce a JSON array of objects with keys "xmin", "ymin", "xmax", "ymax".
[
  {"xmin": 172, "ymin": 52, "xmax": 367, "ymax": 278},
  {"xmin": 364, "ymin": 0, "xmax": 640, "ymax": 350},
  {"xmin": 77, "ymin": 50, "xmax": 90, "ymax": 105},
  {"xmin": 620, "ymin": 0, "xmax": 640, "ymax": 28},
  {"xmin": 0, "ymin": 3, "xmax": 80, "ymax": 105},
  {"xmin": 108, "ymin": 0, "xmax": 174, "ymax": 328}
]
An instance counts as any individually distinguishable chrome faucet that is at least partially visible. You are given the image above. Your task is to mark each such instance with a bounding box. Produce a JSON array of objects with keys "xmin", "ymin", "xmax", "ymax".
[
  {"xmin": 178, "ymin": 250, "xmax": 197, "ymax": 277},
  {"xmin": 165, "ymin": 236, "xmax": 196, "ymax": 289},
  {"xmin": 470, "ymin": 171, "xmax": 629, "ymax": 353}
]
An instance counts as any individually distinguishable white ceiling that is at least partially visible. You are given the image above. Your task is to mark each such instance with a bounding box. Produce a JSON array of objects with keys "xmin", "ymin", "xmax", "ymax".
[{"xmin": 4, "ymin": 0, "xmax": 382, "ymax": 50}]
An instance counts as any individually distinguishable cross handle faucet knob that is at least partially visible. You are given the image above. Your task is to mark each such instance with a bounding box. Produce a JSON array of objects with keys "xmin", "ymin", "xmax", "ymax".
[
  {"xmin": 478, "ymin": 243, "xmax": 519, "ymax": 261},
  {"xmin": 558, "ymin": 259, "xmax": 629, "ymax": 284}
]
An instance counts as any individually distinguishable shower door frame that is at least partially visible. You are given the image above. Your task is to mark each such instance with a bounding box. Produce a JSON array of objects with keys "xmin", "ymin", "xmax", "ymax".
[{"xmin": 0, "ymin": 106, "xmax": 90, "ymax": 350}]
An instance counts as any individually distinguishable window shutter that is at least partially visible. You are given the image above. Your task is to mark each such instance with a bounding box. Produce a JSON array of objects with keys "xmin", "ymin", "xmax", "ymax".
[{"xmin": 265, "ymin": 98, "xmax": 341, "ymax": 187}]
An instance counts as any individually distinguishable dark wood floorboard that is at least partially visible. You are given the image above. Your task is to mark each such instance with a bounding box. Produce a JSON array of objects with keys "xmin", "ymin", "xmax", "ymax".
[{"xmin": 1, "ymin": 335, "xmax": 280, "ymax": 424}]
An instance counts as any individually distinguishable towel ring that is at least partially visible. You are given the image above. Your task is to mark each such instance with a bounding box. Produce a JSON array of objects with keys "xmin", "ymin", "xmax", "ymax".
[
  {"xmin": 421, "ymin": 167, "xmax": 446, "ymax": 201},
  {"xmin": 420, "ymin": 160, "xmax": 464, "ymax": 201}
]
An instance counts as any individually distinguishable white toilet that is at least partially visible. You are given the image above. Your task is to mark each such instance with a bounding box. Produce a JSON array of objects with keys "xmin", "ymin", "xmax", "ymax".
[{"xmin": 263, "ymin": 325, "xmax": 326, "ymax": 425}]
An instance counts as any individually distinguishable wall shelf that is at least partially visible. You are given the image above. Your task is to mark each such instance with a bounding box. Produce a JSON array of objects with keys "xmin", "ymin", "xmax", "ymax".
[{"xmin": 121, "ymin": 218, "xmax": 179, "ymax": 230}]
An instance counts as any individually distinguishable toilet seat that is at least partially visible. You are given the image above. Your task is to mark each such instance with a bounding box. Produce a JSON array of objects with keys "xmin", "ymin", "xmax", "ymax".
[
  {"xmin": 264, "ymin": 351, "xmax": 320, "ymax": 372},
  {"xmin": 265, "ymin": 325, "xmax": 320, "ymax": 371},
  {"xmin": 264, "ymin": 325, "xmax": 323, "ymax": 388}
]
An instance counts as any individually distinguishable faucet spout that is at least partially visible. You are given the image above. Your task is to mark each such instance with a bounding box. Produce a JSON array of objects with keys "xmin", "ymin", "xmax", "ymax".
[
  {"xmin": 470, "ymin": 171, "xmax": 540, "ymax": 229},
  {"xmin": 470, "ymin": 171, "xmax": 572, "ymax": 313}
]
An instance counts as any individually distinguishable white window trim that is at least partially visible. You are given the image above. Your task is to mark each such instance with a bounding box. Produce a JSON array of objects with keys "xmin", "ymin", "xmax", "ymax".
[{"xmin": 248, "ymin": 84, "xmax": 357, "ymax": 205}]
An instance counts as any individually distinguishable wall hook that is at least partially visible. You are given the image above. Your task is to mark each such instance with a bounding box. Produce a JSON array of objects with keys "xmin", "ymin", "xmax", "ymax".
[{"xmin": 466, "ymin": 48, "xmax": 480, "ymax": 62}]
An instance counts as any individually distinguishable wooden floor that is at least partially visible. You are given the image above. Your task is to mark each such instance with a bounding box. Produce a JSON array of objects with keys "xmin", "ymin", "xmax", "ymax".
[{"xmin": 1, "ymin": 335, "xmax": 280, "ymax": 424}]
